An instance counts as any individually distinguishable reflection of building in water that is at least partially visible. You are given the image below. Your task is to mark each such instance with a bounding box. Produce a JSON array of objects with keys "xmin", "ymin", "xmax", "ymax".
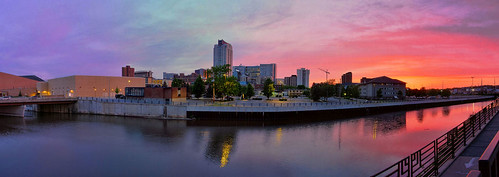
[
  {"xmin": 442, "ymin": 107, "xmax": 450, "ymax": 116},
  {"xmin": 68, "ymin": 115, "xmax": 188, "ymax": 140},
  {"xmin": 204, "ymin": 130, "xmax": 237, "ymax": 167},
  {"xmin": 0, "ymin": 116, "xmax": 26, "ymax": 134},
  {"xmin": 417, "ymin": 110, "xmax": 424, "ymax": 123},
  {"xmin": 366, "ymin": 112, "xmax": 407, "ymax": 139}
]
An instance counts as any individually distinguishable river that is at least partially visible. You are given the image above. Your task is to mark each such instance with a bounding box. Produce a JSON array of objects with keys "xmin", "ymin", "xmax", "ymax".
[{"xmin": 0, "ymin": 101, "xmax": 492, "ymax": 177}]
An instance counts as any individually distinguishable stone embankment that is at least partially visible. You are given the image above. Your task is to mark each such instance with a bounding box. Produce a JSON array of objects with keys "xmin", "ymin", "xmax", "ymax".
[{"xmin": 27, "ymin": 96, "xmax": 495, "ymax": 120}]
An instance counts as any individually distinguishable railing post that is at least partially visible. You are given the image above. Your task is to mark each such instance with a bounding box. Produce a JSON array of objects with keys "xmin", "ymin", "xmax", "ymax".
[
  {"xmin": 472, "ymin": 116, "xmax": 475, "ymax": 137},
  {"xmin": 450, "ymin": 128, "xmax": 456, "ymax": 159},
  {"xmin": 434, "ymin": 140, "xmax": 439, "ymax": 176},
  {"xmin": 464, "ymin": 121, "xmax": 467, "ymax": 146}
]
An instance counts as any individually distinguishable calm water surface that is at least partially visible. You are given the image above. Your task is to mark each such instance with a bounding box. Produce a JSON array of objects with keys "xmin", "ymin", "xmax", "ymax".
[{"xmin": 0, "ymin": 101, "xmax": 492, "ymax": 177}]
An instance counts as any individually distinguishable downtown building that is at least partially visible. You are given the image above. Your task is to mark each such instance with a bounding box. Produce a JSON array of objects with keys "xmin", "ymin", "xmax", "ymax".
[
  {"xmin": 213, "ymin": 39, "xmax": 233, "ymax": 76},
  {"xmin": 341, "ymin": 72, "xmax": 353, "ymax": 85},
  {"xmin": 284, "ymin": 75, "xmax": 297, "ymax": 87},
  {"xmin": 358, "ymin": 76, "xmax": 406, "ymax": 99},
  {"xmin": 297, "ymin": 68, "xmax": 310, "ymax": 88},
  {"xmin": 233, "ymin": 63, "xmax": 276, "ymax": 88}
]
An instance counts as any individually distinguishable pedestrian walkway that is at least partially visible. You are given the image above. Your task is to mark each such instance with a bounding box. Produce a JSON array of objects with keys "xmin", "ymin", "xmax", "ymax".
[{"xmin": 441, "ymin": 112, "xmax": 499, "ymax": 177}]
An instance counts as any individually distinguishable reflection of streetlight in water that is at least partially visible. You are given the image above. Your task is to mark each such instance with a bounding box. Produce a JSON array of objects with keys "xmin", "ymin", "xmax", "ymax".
[
  {"xmin": 220, "ymin": 139, "xmax": 233, "ymax": 168},
  {"xmin": 373, "ymin": 120, "xmax": 378, "ymax": 140},
  {"xmin": 276, "ymin": 128, "xmax": 283, "ymax": 145}
]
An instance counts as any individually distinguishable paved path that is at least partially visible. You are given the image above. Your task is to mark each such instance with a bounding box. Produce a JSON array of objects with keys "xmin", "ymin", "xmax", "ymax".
[{"xmin": 441, "ymin": 112, "xmax": 499, "ymax": 177}]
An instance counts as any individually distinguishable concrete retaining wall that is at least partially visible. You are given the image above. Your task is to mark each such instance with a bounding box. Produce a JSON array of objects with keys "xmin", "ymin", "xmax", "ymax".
[
  {"xmin": 75, "ymin": 99, "xmax": 165, "ymax": 118},
  {"xmin": 188, "ymin": 96, "xmax": 495, "ymax": 121},
  {"xmin": 0, "ymin": 105, "xmax": 25, "ymax": 117}
]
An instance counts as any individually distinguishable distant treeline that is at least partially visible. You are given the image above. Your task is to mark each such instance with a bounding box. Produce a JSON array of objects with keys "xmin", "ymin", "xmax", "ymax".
[{"xmin": 406, "ymin": 88, "xmax": 451, "ymax": 97}]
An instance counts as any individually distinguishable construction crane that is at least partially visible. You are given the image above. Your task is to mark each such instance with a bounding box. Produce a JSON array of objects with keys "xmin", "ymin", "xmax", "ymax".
[{"xmin": 318, "ymin": 68, "xmax": 330, "ymax": 82}]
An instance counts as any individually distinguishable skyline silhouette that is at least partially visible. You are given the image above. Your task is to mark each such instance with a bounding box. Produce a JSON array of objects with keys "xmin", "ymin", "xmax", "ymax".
[{"xmin": 0, "ymin": 0, "xmax": 498, "ymax": 88}]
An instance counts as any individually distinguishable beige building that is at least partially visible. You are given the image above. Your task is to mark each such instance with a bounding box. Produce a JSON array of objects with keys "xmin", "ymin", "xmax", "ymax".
[
  {"xmin": 37, "ymin": 75, "xmax": 145, "ymax": 98},
  {"xmin": 0, "ymin": 72, "xmax": 40, "ymax": 97},
  {"xmin": 359, "ymin": 76, "xmax": 406, "ymax": 99}
]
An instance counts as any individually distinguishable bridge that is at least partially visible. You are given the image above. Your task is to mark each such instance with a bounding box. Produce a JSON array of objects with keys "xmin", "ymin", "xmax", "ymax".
[{"xmin": 0, "ymin": 98, "xmax": 77, "ymax": 117}]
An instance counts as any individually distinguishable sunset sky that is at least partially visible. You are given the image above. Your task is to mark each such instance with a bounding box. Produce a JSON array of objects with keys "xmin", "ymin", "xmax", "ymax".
[{"xmin": 0, "ymin": 0, "xmax": 498, "ymax": 88}]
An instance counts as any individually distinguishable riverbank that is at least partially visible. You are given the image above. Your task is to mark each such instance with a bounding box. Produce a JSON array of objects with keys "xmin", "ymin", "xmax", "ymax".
[
  {"xmin": 187, "ymin": 96, "xmax": 495, "ymax": 121},
  {"xmin": 25, "ymin": 96, "xmax": 495, "ymax": 122}
]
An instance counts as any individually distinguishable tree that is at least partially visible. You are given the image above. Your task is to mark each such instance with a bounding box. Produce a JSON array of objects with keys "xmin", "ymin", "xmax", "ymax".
[
  {"xmin": 246, "ymin": 84, "xmax": 255, "ymax": 99},
  {"xmin": 239, "ymin": 85, "xmax": 247, "ymax": 98},
  {"xmin": 428, "ymin": 89, "xmax": 440, "ymax": 96},
  {"xmin": 377, "ymin": 88, "xmax": 383, "ymax": 98},
  {"xmin": 303, "ymin": 90, "xmax": 311, "ymax": 97},
  {"xmin": 263, "ymin": 78, "xmax": 275, "ymax": 99},
  {"xmin": 297, "ymin": 85, "xmax": 306, "ymax": 89},
  {"xmin": 397, "ymin": 90, "xmax": 404, "ymax": 100},
  {"xmin": 18, "ymin": 90, "xmax": 22, "ymax": 97},
  {"xmin": 192, "ymin": 76, "xmax": 205, "ymax": 99},
  {"xmin": 171, "ymin": 78, "xmax": 184, "ymax": 87},
  {"xmin": 205, "ymin": 82, "xmax": 213, "ymax": 98},
  {"xmin": 221, "ymin": 76, "xmax": 240, "ymax": 98},
  {"xmin": 206, "ymin": 64, "xmax": 234, "ymax": 100},
  {"xmin": 441, "ymin": 89, "xmax": 451, "ymax": 98},
  {"xmin": 310, "ymin": 83, "xmax": 323, "ymax": 101},
  {"xmin": 114, "ymin": 87, "xmax": 119, "ymax": 94},
  {"xmin": 162, "ymin": 81, "xmax": 167, "ymax": 88}
]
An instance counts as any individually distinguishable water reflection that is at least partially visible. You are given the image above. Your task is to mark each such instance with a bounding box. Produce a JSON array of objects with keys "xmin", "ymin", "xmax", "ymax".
[
  {"xmin": 443, "ymin": 107, "xmax": 450, "ymax": 116},
  {"xmin": 368, "ymin": 112, "xmax": 407, "ymax": 139},
  {"xmin": 0, "ymin": 100, "xmax": 493, "ymax": 177},
  {"xmin": 0, "ymin": 116, "xmax": 25, "ymax": 134},
  {"xmin": 417, "ymin": 110, "xmax": 424, "ymax": 122},
  {"xmin": 204, "ymin": 129, "xmax": 237, "ymax": 167}
]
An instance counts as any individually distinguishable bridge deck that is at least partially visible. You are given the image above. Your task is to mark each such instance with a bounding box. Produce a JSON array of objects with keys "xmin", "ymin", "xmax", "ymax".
[{"xmin": 0, "ymin": 98, "xmax": 78, "ymax": 106}]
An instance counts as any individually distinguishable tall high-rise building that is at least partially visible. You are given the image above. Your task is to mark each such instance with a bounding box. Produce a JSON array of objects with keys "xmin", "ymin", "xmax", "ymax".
[
  {"xmin": 213, "ymin": 39, "xmax": 233, "ymax": 76},
  {"xmin": 297, "ymin": 68, "xmax": 310, "ymax": 88},
  {"xmin": 163, "ymin": 73, "xmax": 176, "ymax": 80},
  {"xmin": 260, "ymin": 64, "xmax": 276, "ymax": 82},
  {"xmin": 194, "ymin": 68, "xmax": 207, "ymax": 80},
  {"xmin": 233, "ymin": 63, "xmax": 276, "ymax": 86},
  {"xmin": 122, "ymin": 65, "xmax": 135, "ymax": 77},
  {"xmin": 284, "ymin": 75, "xmax": 297, "ymax": 87},
  {"xmin": 135, "ymin": 70, "xmax": 153, "ymax": 84},
  {"xmin": 341, "ymin": 72, "xmax": 353, "ymax": 85}
]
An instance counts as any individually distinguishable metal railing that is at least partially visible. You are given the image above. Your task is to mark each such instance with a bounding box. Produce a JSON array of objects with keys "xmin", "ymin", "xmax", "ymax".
[{"xmin": 372, "ymin": 98, "xmax": 499, "ymax": 177}]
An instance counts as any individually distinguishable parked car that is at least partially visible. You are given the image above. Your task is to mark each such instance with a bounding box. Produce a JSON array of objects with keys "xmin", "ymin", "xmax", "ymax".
[
  {"xmin": 0, "ymin": 96, "xmax": 11, "ymax": 100},
  {"xmin": 115, "ymin": 94, "xmax": 126, "ymax": 99}
]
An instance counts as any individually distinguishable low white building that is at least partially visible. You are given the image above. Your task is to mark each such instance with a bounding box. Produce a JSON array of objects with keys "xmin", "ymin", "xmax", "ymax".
[{"xmin": 359, "ymin": 76, "xmax": 406, "ymax": 99}]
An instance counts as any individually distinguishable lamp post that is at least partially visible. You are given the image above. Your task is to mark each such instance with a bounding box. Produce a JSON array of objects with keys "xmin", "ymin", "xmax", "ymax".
[
  {"xmin": 212, "ymin": 78, "xmax": 215, "ymax": 102},
  {"xmin": 471, "ymin": 77, "xmax": 474, "ymax": 95}
]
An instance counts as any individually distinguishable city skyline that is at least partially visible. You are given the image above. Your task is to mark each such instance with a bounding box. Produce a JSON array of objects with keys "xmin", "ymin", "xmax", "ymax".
[{"xmin": 0, "ymin": 0, "xmax": 498, "ymax": 89}]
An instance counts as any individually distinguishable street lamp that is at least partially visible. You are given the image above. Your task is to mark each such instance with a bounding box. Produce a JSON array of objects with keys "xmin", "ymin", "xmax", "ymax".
[{"xmin": 212, "ymin": 78, "xmax": 215, "ymax": 102}]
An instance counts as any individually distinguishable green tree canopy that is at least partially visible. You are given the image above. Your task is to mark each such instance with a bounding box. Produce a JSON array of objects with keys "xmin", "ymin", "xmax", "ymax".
[
  {"xmin": 263, "ymin": 78, "xmax": 274, "ymax": 99},
  {"xmin": 192, "ymin": 76, "xmax": 205, "ymax": 99},
  {"xmin": 171, "ymin": 78, "xmax": 184, "ymax": 87},
  {"xmin": 377, "ymin": 88, "xmax": 383, "ymax": 98},
  {"xmin": 246, "ymin": 84, "xmax": 255, "ymax": 99},
  {"xmin": 441, "ymin": 89, "xmax": 451, "ymax": 98},
  {"xmin": 115, "ymin": 87, "xmax": 120, "ymax": 94},
  {"xmin": 206, "ymin": 64, "xmax": 238, "ymax": 100},
  {"xmin": 297, "ymin": 85, "xmax": 306, "ymax": 89}
]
